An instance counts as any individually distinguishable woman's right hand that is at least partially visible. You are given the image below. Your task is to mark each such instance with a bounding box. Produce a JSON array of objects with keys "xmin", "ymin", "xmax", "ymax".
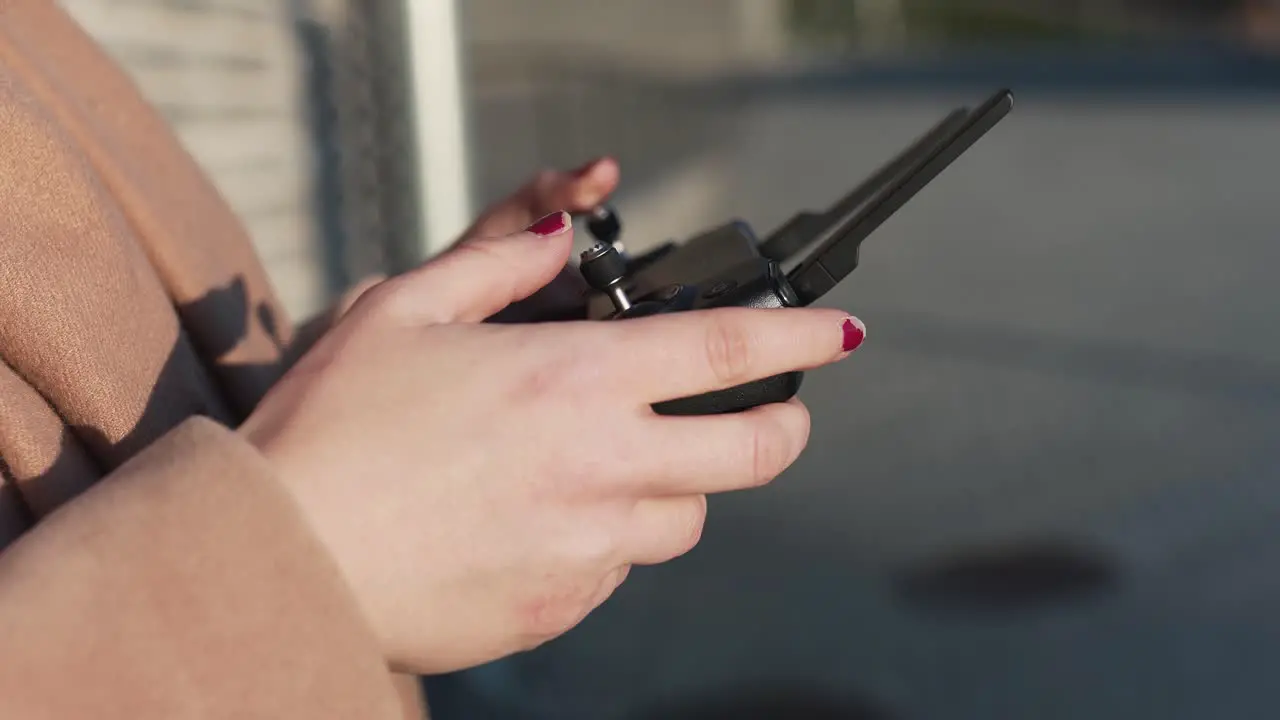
[{"xmin": 238, "ymin": 212, "xmax": 867, "ymax": 674}]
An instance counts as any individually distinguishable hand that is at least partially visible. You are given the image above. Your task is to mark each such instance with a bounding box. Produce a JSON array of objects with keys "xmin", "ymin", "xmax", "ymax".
[
  {"xmin": 238, "ymin": 212, "xmax": 867, "ymax": 674},
  {"xmin": 456, "ymin": 157, "xmax": 621, "ymax": 323},
  {"xmin": 455, "ymin": 156, "xmax": 620, "ymax": 245}
]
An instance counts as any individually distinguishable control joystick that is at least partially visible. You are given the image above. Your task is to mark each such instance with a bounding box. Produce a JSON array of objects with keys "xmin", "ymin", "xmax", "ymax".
[
  {"xmin": 576, "ymin": 203, "xmax": 685, "ymax": 280},
  {"xmin": 586, "ymin": 204, "xmax": 622, "ymax": 248},
  {"xmin": 579, "ymin": 242, "xmax": 632, "ymax": 313}
]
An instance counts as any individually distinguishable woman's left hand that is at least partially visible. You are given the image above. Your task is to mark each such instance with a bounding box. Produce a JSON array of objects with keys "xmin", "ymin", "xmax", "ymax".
[{"xmin": 454, "ymin": 156, "xmax": 620, "ymax": 245}]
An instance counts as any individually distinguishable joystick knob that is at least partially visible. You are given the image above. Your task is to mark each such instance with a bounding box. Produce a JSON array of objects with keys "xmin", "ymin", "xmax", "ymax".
[
  {"xmin": 579, "ymin": 242, "xmax": 631, "ymax": 312},
  {"xmin": 586, "ymin": 204, "xmax": 622, "ymax": 247}
]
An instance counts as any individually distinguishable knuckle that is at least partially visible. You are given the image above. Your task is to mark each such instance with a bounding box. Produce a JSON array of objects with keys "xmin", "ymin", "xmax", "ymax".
[
  {"xmin": 453, "ymin": 236, "xmax": 509, "ymax": 268},
  {"xmin": 335, "ymin": 275, "xmax": 387, "ymax": 318},
  {"xmin": 748, "ymin": 415, "xmax": 795, "ymax": 487},
  {"xmin": 557, "ymin": 339, "xmax": 607, "ymax": 391},
  {"xmin": 791, "ymin": 401, "xmax": 813, "ymax": 450},
  {"xmin": 517, "ymin": 525, "xmax": 617, "ymax": 641},
  {"xmin": 510, "ymin": 357, "xmax": 567, "ymax": 405},
  {"xmin": 529, "ymin": 168, "xmax": 559, "ymax": 194},
  {"xmin": 508, "ymin": 338, "xmax": 603, "ymax": 409},
  {"xmin": 517, "ymin": 583, "xmax": 593, "ymax": 641},
  {"xmin": 704, "ymin": 318, "xmax": 755, "ymax": 386},
  {"xmin": 572, "ymin": 523, "xmax": 620, "ymax": 568},
  {"xmin": 673, "ymin": 497, "xmax": 708, "ymax": 557},
  {"xmin": 612, "ymin": 564, "xmax": 633, "ymax": 589},
  {"xmin": 358, "ymin": 278, "xmax": 417, "ymax": 321}
]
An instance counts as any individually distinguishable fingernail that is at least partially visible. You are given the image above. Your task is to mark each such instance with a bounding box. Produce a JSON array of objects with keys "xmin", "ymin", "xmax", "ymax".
[
  {"xmin": 527, "ymin": 211, "xmax": 569, "ymax": 237},
  {"xmin": 842, "ymin": 317, "xmax": 866, "ymax": 353}
]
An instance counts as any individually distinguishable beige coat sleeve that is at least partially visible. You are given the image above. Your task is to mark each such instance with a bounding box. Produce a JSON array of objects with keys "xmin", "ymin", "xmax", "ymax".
[{"xmin": 0, "ymin": 417, "xmax": 404, "ymax": 719}]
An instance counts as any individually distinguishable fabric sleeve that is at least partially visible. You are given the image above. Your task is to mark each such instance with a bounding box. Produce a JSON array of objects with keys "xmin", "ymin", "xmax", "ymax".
[{"xmin": 0, "ymin": 416, "xmax": 404, "ymax": 719}]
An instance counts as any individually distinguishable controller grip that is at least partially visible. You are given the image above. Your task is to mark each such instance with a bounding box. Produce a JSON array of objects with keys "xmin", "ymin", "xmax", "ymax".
[{"xmin": 652, "ymin": 371, "xmax": 804, "ymax": 416}]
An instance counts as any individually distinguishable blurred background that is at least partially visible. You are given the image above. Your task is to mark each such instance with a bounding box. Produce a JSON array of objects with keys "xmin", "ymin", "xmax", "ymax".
[{"xmin": 61, "ymin": 1, "xmax": 1280, "ymax": 718}]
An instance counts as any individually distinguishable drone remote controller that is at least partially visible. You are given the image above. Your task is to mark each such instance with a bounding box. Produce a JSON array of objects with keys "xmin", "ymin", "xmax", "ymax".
[{"xmin": 576, "ymin": 89, "xmax": 1015, "ymax": 416}]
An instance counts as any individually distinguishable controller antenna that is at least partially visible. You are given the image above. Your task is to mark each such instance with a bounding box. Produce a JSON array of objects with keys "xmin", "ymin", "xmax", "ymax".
[{"xmin": 579, "ymin": 242, "xmax": 632, "ymax": 312}]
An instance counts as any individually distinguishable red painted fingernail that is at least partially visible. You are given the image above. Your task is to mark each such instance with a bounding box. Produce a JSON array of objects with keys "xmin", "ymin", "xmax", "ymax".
[
  {"xmin": 842, "ymin": 317, "xmax": 866, "ymax": 353},
  {"xmin": 527, "ymin": 211, "xmax": 569, "ymax": 237}
]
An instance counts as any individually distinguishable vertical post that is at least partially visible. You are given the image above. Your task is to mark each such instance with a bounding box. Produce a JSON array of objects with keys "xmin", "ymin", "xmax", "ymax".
[{"xmin": 403, "ymin": 0, "xmax": 474, "ymax": 259}]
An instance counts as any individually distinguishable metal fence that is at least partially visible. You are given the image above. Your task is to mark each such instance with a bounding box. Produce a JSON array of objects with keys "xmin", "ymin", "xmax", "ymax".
[{"xmin": 292, "ymin": 0, "xmax": 422, "ymax": 282}]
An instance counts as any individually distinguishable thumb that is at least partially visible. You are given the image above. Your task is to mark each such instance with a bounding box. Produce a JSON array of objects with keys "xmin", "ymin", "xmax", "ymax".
[{"xmin": 395, "ymin": 211, "xmax": 574, "ymax": 323}]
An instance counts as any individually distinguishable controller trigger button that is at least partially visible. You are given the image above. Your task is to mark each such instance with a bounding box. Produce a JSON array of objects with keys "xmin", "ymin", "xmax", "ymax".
[
  {"xmin": 639, "ymin": 284, "xmax": 682, "ymax": 303},
  {"xmin": 703, "ymin": 280, "xmax": 736, "ymax": 299}
]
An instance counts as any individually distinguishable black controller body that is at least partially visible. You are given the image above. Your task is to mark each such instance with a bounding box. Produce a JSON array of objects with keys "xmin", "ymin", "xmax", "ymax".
[
  {"xmin": 567, "ymin": 88, "xmax": 1016, "ymax": 417},
  {"xmin": 587, "ymin": 221, "xmax": 805, "ymax": 416}
]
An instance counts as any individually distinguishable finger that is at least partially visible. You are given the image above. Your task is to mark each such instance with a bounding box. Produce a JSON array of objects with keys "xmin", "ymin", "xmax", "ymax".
[
  {"xmin": 456, "ymin": 158, "xmax": 621, "ymax": 242},
  {"xmin": 584, "ymin": 564, "xmax": 631, "ymax": 613},
  {"xmin": 334, "ymin": 274, "xmax": 387, "ymax": 318},
  {"xmin": 623, "ymin": 495, "xmax": 708, "ymax": 566},
  {"xmin": 628, "ymin": 399, "xmax": 811, "ymax": 496},
  {"xmin": 382, "ymin": 212, "xmax": 574, "ymax": 324},
  {"xmin": 595, "ymin": 306, "xmax": 866, "ymax": 403},
  {"xmin": 529, "ymin": 156, "xmax": 620, "ymax": 215}
]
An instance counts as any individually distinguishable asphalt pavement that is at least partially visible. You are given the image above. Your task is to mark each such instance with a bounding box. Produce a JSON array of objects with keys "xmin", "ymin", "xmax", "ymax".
[{"xmin": 427, "ymin": 53, "xmax": 1280, "ymax": 720}]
